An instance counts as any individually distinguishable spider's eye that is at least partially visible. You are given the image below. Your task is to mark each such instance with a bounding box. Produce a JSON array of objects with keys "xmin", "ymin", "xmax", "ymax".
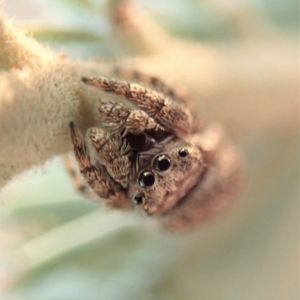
[
  {"xmin": 178, "ymin": 148, "xmax": 189, "ymax": 157},
  {"xmin": 153, "ymin": 154, "xmax": 171, "ymax": 171},
  {"xmin": 139, "ymin": 171, "xmax": 155, "ymax": 187},
  {"xmin": 134, "ymin": 194, "xmax": 144, "ymax": 205}
]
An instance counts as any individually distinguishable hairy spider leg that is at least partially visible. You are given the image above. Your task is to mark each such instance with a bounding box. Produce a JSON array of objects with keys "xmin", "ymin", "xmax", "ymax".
[
  {"xmin": 96, "ymin": 100, "xmax": 164, "ymax": 134},
  {"xmin": 87, "ymin": 127, "xmax": 131, "ymax": 187},
  {"xmin": 63, "ymin": 154, "xmax": 93, "ymax": 197},
  {"xmin": 114, "ymin": 68, "xmax": 202, "ymax": 133},
  {"xmin": 82, "ymin": 76, "xmax": 193, "ymax": 137},
  {"xmin": 69, "ymin": 122, "xmax": 129, "ymax": 208},
  {"xmin": 114, "ymin": 68, "xmax": 186, "ymax": 104}
]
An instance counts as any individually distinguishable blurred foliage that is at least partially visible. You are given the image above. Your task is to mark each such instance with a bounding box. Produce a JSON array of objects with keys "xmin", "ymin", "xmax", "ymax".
[{"xmin": 0, "ymin": 0, "xmax": 299, "ymax": 300}]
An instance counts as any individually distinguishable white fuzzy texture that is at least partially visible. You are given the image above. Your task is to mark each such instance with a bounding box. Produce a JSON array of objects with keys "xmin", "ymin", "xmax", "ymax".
[
  {"xmin": 0, "ymin": 13, "xmax": 114, "ymax": 187},
  {"xmin": 0, "ymin": 12, "xmax": 54, "ymax": 70}
]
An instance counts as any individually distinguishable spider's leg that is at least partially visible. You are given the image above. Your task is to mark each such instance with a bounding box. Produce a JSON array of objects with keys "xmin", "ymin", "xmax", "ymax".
[
  {"xmin": 70, "ymin": 122, "xmax": 129, "ymax": 208},
  {"xmin": 114, "ymin": 68, "xmax": 186, "ymax": 104},
  {"xmin": 82, "ymin": 77, "xmax": 193, "ymax": 137},
  {"xmin": 187, "ymin": 123, "xmax": 225, "ymax": 165},
  {"xmin": 115, "ymin": 68, "xmax": 203, "ymax": 133},
  {"xmin": 87, "ymin": 127, "xmax": 132, "ymax": 187},
  {"xmin": 96, "ymin": 101, "xmax": 164, "ymax": 134},
  {"xmin": 63, "ymin": 154, "xmax": 96, "ymax": 199}
]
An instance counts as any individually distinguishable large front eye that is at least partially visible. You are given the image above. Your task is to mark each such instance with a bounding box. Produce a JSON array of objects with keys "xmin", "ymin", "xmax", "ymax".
[
  {"xmin": 139, "ymin": 171, "xmax": 155, "ymax": 187},
  {"xmin": 154, "ymin": 154, "xmax": 171, "ymax": 171}
]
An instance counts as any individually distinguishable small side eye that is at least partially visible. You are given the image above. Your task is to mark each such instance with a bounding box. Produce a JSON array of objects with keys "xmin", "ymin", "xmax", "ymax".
[
  {"xmin": 139, "ymin": 171, "xmax": 155, "ymax": 187},
  {"xmin": 178, "ymin": 148, "xmax": 189, "ymax": 157},
  {"xmin": 134, "ymin": 194, "xmax": 144, "ymax": 205},
  {"xmin": 153, "ymin": 154, "xmax": 171, "ymax": 171}
]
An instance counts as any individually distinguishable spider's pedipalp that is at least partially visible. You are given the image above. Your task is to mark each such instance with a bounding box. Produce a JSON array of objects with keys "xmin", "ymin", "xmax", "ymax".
[
  {"xmin": 97, "ymin": 101, "xmax": 164, "ymax": 134},
  {"xmin": 69, "ymin": 122, "xmax": 129, "ymax": 208},
  {"xmin": 82, "ymin": 76, "xmax": 193, "ymax": 136},
  {"xmin": 87, "ymin": 127, "xmax": 131, "ymax": 187}
]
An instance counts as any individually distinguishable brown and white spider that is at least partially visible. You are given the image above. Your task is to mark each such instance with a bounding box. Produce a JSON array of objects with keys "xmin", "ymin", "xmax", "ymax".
[{"xmin": 68, "ymin": 69, "xmax": 242, "ymax": 230}]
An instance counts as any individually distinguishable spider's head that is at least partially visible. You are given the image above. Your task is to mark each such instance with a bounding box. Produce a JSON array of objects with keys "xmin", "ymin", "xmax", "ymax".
[{"xmin": 130, "ymin": 139, "xmax": 204, "ymax": 215}]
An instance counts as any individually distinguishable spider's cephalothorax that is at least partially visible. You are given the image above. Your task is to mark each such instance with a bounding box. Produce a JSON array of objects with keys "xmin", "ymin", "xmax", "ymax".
[
  {"xmin": 130, "ymin": 138, "xmax": 205, "ymax": 215},
  {"xmin": 69, "ymin": 69, "xmax": 241, "ymax": 230}
]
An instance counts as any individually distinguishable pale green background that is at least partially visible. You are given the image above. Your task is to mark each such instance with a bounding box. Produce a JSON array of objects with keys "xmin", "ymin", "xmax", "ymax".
[{"xmin": 0, "ymin": 1, "xmax": 299, "ymax": 300}]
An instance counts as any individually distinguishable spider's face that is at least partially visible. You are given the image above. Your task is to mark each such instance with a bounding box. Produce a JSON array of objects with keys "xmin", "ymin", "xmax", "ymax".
[{"xmin": 130, "ymin": 139, "xmax": 205, "ymax": 215}]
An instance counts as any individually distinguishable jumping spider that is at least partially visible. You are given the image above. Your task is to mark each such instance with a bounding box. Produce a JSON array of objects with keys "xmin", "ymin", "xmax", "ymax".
[{"xmin": 68, "ymin": 69, "xmax": 242, "ymax": 230}]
